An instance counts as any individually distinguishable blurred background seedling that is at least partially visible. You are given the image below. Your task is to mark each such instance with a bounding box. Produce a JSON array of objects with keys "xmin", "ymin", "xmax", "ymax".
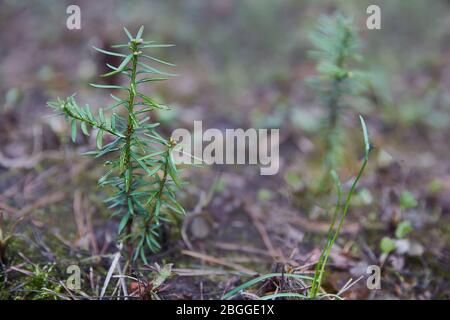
[{"xmin": 307, "ymin": 14, "xmax": 368, "ymax": 190}]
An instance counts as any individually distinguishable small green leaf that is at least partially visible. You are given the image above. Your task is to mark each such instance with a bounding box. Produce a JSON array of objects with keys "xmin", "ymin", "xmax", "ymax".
[
  {"xmin": 380, "ymin": 237, "xmax": 396, "ymax": 254},
  {"xmin": 146, "ymin": 234, "xmax": 161, "ymax": 252},
  {"xmin": 118, "ymin": 54, "xmax": 132, "ymax": 69},
  {"xmin": 132, "ymin": 237, "xmax": 144, "ymax": 261},
  {"xmin": 71, "ymin": 120, "xmax": 77, "ymax": 143},
  {"xmin": 140, "ymin": 44, "xmax": 175, "ymax": 49},
  {"xmin": 111, "ymin": 43, "xmax": 129, "ymax": 48},
  {"xmin": 127, "ymin": 198, "xmax": 134, "ymax": 215},
  {"xmin": 101, "ymin": 69, "xmax": 125, "ymax": 78},
  {"xmin": 96, "ymin": 130, "xmax": 104, "ymax": 149},
  {"xmin": 140, "ymin": 247, "xmax": 148, "ymax": 264},
  {"xmin": 427, "ymin": 179, "xmax": 443, "ymax": 194},
  {"xmin": 165, "ymin": 196, "xmax": 185, "ymax": 215},
  {"xmin": 145, "ymin": 190, "xmax": 158, "ymax": 206},
  {"xmin": 80, "ymin": 122, "xmax": 89, "ymax": 136},
  {"xmin": 136, "ymin": 77, "xmax": 168, "ymax": 84},
  {"xmin": 98, "ymin": 108, "xmax": 105, "ymax": 123},
  {"xmin": 84, "ymin": 105, "xmax": 93, "ymax": 120},
  {"xmin": 154, "ymin": 198, "xmax": 161, "ymax": 217},
  {"xmin": 111, "ymin": 113, "xmax": 117, "ymax": 129},
  {"xmin": 142, "ymin": 54, "xmax": 175, "ymax": 66},
  {"xmin": 144, "ymin": 132, "xmax": 169, "ymax": 146},
  {"xmin": 92, "ymin": 46, "xmax": 127, "ymax": 57},
  {"xmin": 118, "ymin": 213, "xmax": 131, "ymax": 234},
  {"xmin": 123, "ymin": 27, "xmax": 133, "ymax": 40},
  {"xmin": 110, "ymin": 94, "xmax": 124, "ymax": 102},
  {"xmin": 98, "ymin": 169, "xmax": 113, "ymax": 185},
  {"xmin": 119, "ymin": 150, "xmax": 126, "ymax": 172},
  {"xmin": 134, "ymin": 156, "xmax": 157, "ymax": 177},
  {"xmin": 168, "ymin": 150, "xmax": 178, "ymax": 174},
  {"xmin": 90, "ymin": 83, "xmax": 129, "ymax": 91},
  {"xmin": 359, "ymin": 115, "xmax": 370, "ymax": 160},
  {"xmin": 395, "ymin": 220, "xmax": 413, "ymax": 239},
  {"xmin": 400, "ymin": 191, "xmax": 418, "ymax": 209},
  {"xmin": 138, "ymin": 93, "xmax": 164, "ymax": 109},
  {"xmin": 101, "ymin": 54, "xmax": 132, "ymax": 77},
  {"xmin": 145, "ymin": 164, "xmax": 163, "ymax": 177},
  {"xmin": 258, "ymin": 189, "xmax": 273, "ymax": 201},
  {"xmin": 168, "ymin": 152, "xmax": 182, "ymax": 188},
  {"xmin": 136, "ymin": 25, "xmax": 144, "ymax": 39},
  {"xmin": 138, "ymin": 150, "xmax": 166, "ymax": 161},
  {"xmin": 283, "ymin": 171, "xmax": 303, "ymax": 190},
  {"xmin": 129, "ymin": 112, "xmax": 139, "ymax": 128},
  {"xmin": 137, "ymin": 61, "xmax": 177, "ymax": 77}
]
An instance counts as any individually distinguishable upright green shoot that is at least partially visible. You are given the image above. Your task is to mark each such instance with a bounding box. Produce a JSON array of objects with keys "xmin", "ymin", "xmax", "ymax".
[
  {"xmin": 47, "ymin": 26, "xmax": 185, "ymax": 263},
  {"xmin": 309, "ymin": 115, "xmax": 371, "ymax": 298}
]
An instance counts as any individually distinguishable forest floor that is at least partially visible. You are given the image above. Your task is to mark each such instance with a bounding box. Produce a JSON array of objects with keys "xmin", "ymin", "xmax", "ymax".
[{"xmin": 1, "ymin": 89, "xmax": 449, "ymax": 299}]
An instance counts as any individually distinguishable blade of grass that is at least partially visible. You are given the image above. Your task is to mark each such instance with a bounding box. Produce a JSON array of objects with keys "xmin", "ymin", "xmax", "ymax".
[
  {"xmin": 223, "ymin": 273, "xmax": 314, "ymax": 300},
  {"xmin": 310, "ymin": 115, "xmax": 370, "ymax": 298},
  {"xmin": 261, "ymin": 292, "xmax": 308, "ymax": 300}
]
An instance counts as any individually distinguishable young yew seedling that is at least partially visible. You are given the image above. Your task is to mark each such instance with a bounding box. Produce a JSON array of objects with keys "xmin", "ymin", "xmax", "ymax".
[
  {"xmin": 308, "ymin": 14, "xmax": 367, "ymax": 170},
  {"xmin": 47, "ymin": 26, "xmax": 184, "ymax": 263}
]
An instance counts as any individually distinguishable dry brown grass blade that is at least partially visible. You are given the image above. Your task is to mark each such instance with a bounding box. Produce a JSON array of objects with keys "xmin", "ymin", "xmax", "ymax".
[
  {"xmin": 181, "ymin": 250, "xmax": 257, "ymax": 275},
  {"xmin": 213, "ymin": 242, "xmax": 272, "ymax": 257},
  {"xmin": 172, "ymin": 268, "xmax": 230, "ymax": 276},
  {"xmin": 15, "ymin": 191, "xmax": 66, "ymax": 220}
]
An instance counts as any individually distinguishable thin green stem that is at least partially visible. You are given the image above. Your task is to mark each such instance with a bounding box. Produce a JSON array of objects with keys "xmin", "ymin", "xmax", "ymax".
[
  {"xmin": 310, "ymin": 157, "xmax": 368, "ymax": 298},
  {"xmin": 145, "ymin": 146, "xmax": 171, "ymax": 229},
  {"xmin": 63, "ymin": 108, "xmax": 123, "ymax": 137},
  {"xmin": 124, "ymin": 45, "xmax": 139, "ymax": 259},
  {"xmin": 310, "ymin": 171, "xmax": 342, "ymax": 297},
  {"xmin": 310, "ymin": 116, "xmax": 370, "ymax": 298}
]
